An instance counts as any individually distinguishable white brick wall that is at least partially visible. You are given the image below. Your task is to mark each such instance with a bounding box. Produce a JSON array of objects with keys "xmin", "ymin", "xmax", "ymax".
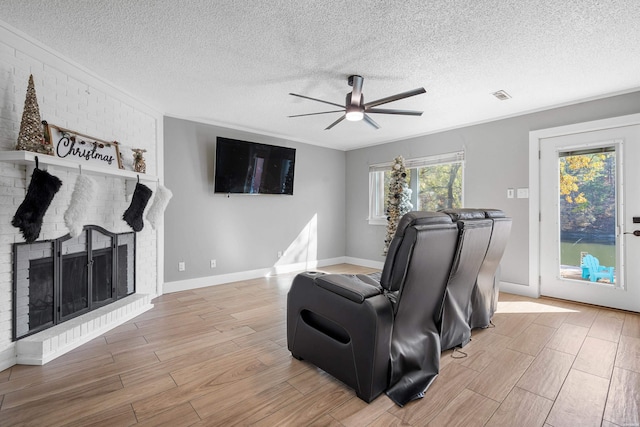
[{"xmin": 0, "ymin": 22, "xmax": 163, "ymax": 371}]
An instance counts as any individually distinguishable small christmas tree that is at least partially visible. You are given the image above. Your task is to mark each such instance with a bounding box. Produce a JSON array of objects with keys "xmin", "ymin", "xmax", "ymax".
[
  {"xmin": 16, "ymin": 74, "xmax": 52, "ymax": 155},
  {"xmin": 383, "ymin": 155, "xmax": 413, "ymax": 255}
]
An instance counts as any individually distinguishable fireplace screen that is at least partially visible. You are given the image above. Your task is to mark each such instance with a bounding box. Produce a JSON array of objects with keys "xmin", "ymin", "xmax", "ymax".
[
  {"xmin": 60, "ymin": 232, "xmax": 89, "ymax": 319},
  {"xmin": 14, "ymin": 241, "xmax": 55, "ymax": 339},
  {"xmin": 13, "ymin": 226, "xmax": 135, "ymax": 340},
  {"xmin": 117, "ymin": 233, "xmax": 135, "ymax": 298}
]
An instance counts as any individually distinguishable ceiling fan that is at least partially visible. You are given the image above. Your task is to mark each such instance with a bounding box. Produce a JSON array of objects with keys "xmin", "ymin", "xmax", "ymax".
[{"xmin": 288, "ymin": 75, "xmax": 426, "ymax": 130}]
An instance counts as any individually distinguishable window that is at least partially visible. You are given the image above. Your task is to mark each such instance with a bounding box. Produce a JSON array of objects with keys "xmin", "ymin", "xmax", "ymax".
[{"xmin": 368, "ymin": 151, "xmax": 464, "ymax": 225}]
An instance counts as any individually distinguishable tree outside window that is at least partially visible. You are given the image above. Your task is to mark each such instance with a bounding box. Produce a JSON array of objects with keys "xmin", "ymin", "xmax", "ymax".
[
  {"xmin": 415, "ymin": 162, "xmax": 462, "ymax": 211},
  {"xmin": 369, "ymin": 152, "xmax": 464, "ymax": 225},
  {"xmin": 558, "ymin": 149, "xmax": 616, "ymax": 271}
]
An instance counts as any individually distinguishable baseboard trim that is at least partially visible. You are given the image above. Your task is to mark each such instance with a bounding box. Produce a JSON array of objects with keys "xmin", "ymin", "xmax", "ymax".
[
  {"xmin": 163, "ymin": 256, "xmax": 387, "ymax": 293},
  {"xmin": 0, "ymin": 345, "xmax": 16, "ymax": 372},
  {"xmin": 165, "ymin": 259, "xmax": 529, "ymax": 301},
  {"xmin": 344, "ymin": 257, "xmax": 385, "ymax": 270},
  {"xmin": 499, "ymin": 281, "xmax": 540, "ymax": 298}
]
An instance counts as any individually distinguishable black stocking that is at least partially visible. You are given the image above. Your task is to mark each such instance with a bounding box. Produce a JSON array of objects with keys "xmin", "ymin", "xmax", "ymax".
[
  {"xmin": 12, "ymin": 167, "xmax": 62, "ymax": 243},
  {"xmin": 123, "ymin": 182, "xmax": 152, "ymax": 231}
]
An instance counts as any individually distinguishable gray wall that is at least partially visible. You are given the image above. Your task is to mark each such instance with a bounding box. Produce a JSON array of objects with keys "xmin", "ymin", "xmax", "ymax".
[
  {"xmin": 164, "ymin": 116, "xmax": 346, "ymax": 283},
  {"xmin": 345, "ymin": 91, "xmax": 640, "ymax": 286},
  {"xmin": 164, "ymin": 91, "xmax": 640, "ymax": 287}
]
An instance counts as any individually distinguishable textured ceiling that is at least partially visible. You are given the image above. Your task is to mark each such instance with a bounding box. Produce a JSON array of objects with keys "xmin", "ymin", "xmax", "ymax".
[{"xmin": 1, "ymin": 0, "xmax": 640, "ymax": 150}]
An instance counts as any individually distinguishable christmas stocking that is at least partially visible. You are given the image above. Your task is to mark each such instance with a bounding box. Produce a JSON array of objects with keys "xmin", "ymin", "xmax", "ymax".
[
  {"xmin": 64, "ymin": 174, "xmax": 97, "ymax": 237},
  {"xmin": 123, "ymin": 182, "xmax": 152, "ymax": 232},
  {"xmin": 12, "ymin": 167, "xmax": 62, "ymax": 243},
  {"xmin": 146, "ymin": 184, "xmax": 173, "ymax": 230}
]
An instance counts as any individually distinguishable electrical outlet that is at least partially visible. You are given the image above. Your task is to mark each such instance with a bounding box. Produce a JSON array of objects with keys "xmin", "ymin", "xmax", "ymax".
[
  {"xmin": 277, "ymin": 251, "xmax": 283, "ymax": 258},
  {"xmin": 178, "ymin": 261, "xmax": 185, "ymax": 271},
  {"xmin": 210, "ymin": 259, "xmax": 216, "ymax": 268}
]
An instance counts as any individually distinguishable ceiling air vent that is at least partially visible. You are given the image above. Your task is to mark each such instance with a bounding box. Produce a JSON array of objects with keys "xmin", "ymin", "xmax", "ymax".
[{"xmin": 492, "ymin": 90, "xmax": 512, "ymax": 100}]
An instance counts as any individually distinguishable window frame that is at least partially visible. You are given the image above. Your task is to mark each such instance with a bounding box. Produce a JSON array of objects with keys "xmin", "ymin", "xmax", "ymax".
[{"xmin": 368, "ymin": 151, "xmax": 465, "ymax": 225}]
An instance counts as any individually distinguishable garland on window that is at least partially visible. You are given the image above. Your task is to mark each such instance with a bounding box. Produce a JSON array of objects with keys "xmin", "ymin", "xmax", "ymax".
[{"xmin": 383, "ymin": 155, "xmax": 413, "ymax": 255}]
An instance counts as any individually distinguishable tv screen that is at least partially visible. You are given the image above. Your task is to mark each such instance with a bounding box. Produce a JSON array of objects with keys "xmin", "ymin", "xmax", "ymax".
[{"xmin": 214, "ymin": 137, "xmax": 296, "ymax": 195}]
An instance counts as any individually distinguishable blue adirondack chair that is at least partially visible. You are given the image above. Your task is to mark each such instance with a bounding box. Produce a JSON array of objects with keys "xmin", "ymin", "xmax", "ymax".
[{"xmin": 581, "ymin": 254, "xmax": 615, "ymax": 283}]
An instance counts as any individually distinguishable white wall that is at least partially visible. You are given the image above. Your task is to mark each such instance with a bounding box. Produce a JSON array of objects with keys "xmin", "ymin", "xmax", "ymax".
[
  {"xmin": 0, "ymin": 22, "xmax": 163, "ymax": 370},
  {"xmin": 345, "ymin": 91, "xmax": 640, "ymax": 293},
  {"xmin": 163, "ymin": 116, "xmax": 346, "ymax": 285}
]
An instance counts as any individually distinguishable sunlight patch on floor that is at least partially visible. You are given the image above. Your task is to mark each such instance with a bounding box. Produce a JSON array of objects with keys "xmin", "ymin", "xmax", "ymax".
[{"xmin": 496, "ymin": 300, "xmax": 579, "ymax": 314}]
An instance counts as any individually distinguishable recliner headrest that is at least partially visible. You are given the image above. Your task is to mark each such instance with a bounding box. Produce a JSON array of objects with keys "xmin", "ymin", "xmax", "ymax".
[
  {"xmin": 483, "ymin": 209, "xmax": 507, "ymax": 219},
  {"xmin": 439, "ymin": 208, "xmax": 509, "ymax": 220},
  {"xmin": 439, "ymin": 208, "xmax": 486, "ymax": 221},
  {"xmin": 395, "ymin": 211, "xmax": 453, "ymax": 237}
]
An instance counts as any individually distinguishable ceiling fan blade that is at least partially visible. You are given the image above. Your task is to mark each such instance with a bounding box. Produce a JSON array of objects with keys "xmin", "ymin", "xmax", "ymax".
[
  {"xmin": 288, "ymin": 110, "xmax": 345, "ymax": 118},
  {"xmin": 364, "ymin": 87, "xmax": 426, "ymax": 109},
  {"xmin": 350, "ymin": 75, "xmax": 364, "ymax": 106},
  {"xmin": 363, "ymin": 114, "xmax": 380, "ymax": 130},
  {"xmin": 289, "ymin": 93, "xmax": 344, "ymax": 108},
  {"xmin": 325, "ymin": 115, "xmax": 346, "ymax": 130},
  {"xmin": 366, "ymin": 108, "xmax": 423, "ymax": 116}
]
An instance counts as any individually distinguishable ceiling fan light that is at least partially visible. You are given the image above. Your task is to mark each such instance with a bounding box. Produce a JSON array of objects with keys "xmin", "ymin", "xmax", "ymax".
[{"xmin": 345, "ymin": 110, "xmax": 364, "ymax": 121}]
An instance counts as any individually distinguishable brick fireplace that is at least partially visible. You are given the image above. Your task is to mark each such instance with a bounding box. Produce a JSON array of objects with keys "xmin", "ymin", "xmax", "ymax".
[
  {"xmin": 1, "ymin": 165, "xmax": 159, "ymax": 366},
  {"xmin": 0, "ymin": 165, "xmax": 158, "ymax": 366},
  {"xmin": 0, "ymin": 22, "xmax": 164, "ymax": 370}
]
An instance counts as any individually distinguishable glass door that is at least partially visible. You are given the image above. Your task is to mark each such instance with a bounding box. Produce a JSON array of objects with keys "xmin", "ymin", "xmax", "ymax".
[
  {"xmin": 557, "ymin": 148, "xmax": 616, "ymax": 284},
  {"xmin": 539, "ymin": 125, "xmax": 640, "ymax": 312}
]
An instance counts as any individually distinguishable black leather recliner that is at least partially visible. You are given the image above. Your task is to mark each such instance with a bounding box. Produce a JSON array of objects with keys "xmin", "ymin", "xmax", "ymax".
[
  {"xmin": 438, "ymin": 209, "xmax": 494, "ymax": 351},
  {"xmin": 468, "ymin": 209, "xmax": 512, "ymax": 329},
  {"xmin": 437, "ymin": 208, "xmax": 513, "ymax": 344},
  {"xmin": 286, "ymin": 209, "xmax": 511, "ymax": 406}
]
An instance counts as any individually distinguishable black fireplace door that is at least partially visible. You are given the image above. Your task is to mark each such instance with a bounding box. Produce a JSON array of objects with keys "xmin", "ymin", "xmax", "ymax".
[
  {"xmin": 58, "ymin": 226, "xmax": 117, "ymax": 321},
  {"xmin": 13, "ymin": 225, "xmax": 135, "ymax": 340}
]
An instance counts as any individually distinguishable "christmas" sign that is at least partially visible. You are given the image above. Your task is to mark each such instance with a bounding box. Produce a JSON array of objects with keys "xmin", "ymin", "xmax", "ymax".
[{"xmin": 44, "ymin": 123, "xmax": 123, "ymax": 170}]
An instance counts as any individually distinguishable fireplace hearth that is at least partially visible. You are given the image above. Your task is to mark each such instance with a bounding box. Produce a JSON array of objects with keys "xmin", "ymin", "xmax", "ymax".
[{"xmin": 13, "ymin": 225, "xmax": 135, "ymax": 340}]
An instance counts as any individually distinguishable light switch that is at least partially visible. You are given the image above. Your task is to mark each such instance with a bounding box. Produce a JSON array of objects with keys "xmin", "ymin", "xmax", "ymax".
[
  {"xmin": 517, "ymin": 188, "xmax": 529, "ymax": 199},
  {"xmin": 507, "ymin": 188, "xmax": 514, "ymax": 199}
]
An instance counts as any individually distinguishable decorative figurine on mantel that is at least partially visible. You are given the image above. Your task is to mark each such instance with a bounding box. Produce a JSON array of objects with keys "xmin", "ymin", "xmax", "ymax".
[
  {"xmin": 16, "ymin": 74, "xmax": 53, "ymax": 155},
  {"xmin": 132, "ymin": 148, "xmax": 147, "ymax": 173}
]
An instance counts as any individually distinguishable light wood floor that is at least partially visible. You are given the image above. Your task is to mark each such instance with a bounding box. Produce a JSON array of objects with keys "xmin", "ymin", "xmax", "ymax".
[{"xmin": 1, "ymin": 264, "xmax": 639, "ymax": 426}]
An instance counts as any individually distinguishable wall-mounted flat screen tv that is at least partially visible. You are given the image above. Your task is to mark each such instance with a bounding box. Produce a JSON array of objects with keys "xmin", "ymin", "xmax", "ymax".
[{"xmin": 214, "ymin": 137, "xmax": 296, "ymax": 195}]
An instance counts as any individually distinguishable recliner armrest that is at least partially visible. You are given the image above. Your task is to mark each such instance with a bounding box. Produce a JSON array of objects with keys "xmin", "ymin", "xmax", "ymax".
[
  {"xmin": 359, "ymin": 271, "xmax": 382, "ymax": 285},
  {"xmin": 315, "ymin": 274, "xmax": 382, "ymax": 303},
  {"xmin": 287, "ymin": 272, "xmax": 393, "ymax": 402}
]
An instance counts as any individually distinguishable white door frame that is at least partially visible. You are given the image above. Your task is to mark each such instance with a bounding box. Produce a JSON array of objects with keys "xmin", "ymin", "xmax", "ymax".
[{"xmin": 528, "ymin": 112, "xmax": 640, "ymax": 299}]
